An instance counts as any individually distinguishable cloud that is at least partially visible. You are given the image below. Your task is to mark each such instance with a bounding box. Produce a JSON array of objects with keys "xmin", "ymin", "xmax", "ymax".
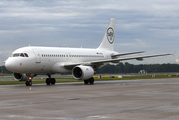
[
  {"xmin": 115, "ymin": 39, "xmax": 149, "ymax": 50},
  {"xmin": 0, "ymin": 0, "xmax": 179, "ymax": 65},
  {"xmin": 0, "ymin": 50, "xmax": 12, "ymax": 65}
]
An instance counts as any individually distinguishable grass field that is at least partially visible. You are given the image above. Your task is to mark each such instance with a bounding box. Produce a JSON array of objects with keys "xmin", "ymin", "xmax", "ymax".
[{"xmin": 0, "ymin": 74, "xmax": 179, "ymax": 85}]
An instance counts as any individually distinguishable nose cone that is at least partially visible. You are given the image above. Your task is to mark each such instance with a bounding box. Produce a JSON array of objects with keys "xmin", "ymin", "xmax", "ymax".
[{"xmin": 5, "ymin": 58, "xmax": 16, "ymax": 72}]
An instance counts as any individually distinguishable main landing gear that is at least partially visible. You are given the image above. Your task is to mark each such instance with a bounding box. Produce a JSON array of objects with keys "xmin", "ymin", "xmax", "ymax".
[
  {"xmin": 46, "ymin": 74, "xmax": 56, "ymax": 85},
  {"xmin": 84, "ymin": 77, "xmax": 94, "ymax": 85},
  {"xmin": 46, "ymin": 78, "xmax": 56, "ymax": 85}
]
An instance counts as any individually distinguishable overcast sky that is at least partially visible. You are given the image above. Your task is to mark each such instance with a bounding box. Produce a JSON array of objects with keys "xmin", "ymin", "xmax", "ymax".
[{"xmin": 0, "ymin": 0, "xmax": 179, "ymax": 66}]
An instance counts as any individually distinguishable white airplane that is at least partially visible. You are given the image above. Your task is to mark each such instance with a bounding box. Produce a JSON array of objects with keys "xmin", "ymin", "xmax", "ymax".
[{"xmin": 5, "ymin": 18, "xmax": 171, "ymax": 86}]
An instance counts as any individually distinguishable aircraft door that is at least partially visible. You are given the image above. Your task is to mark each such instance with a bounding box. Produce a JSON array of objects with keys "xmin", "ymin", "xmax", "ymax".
[
  {"xmin": 33, "ymin": 49, "xmax": 41, "ymax": 63},
  {"xmin": 66, "ymin": 53, "xmax": 71, "ymax": 62}
]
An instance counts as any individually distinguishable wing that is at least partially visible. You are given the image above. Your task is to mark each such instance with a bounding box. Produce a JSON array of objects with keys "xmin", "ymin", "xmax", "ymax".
[{"xmin": 64, "ymin": 53, "xmax": 172, "ymax": 70}]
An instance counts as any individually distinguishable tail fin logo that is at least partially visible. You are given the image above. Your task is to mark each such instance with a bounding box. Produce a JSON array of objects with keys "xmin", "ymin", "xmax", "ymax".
[{"xmin": 107, "ymin": 27, "xmax": 114, "ymax": 44}]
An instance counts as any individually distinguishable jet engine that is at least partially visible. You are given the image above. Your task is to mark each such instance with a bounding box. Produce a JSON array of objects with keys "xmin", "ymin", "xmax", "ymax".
[
  {"xmin": 13, "ymin": 73, "xmax": 28, "ymax": 81},
  {"xmin": 72, "ymin": 65, "xmax": 94, "ymax": 80}
]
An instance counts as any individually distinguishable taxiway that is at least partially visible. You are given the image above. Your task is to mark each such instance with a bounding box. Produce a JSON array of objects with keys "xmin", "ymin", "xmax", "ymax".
[{"xmin": 0, "ymin": 78, "xmax": 179, "ymax": 120}]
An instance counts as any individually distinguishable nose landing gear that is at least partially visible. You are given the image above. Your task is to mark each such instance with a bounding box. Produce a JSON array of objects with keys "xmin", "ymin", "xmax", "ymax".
[
  {"xmin": 25, "ymin": 77, "xmax": 33, "ymax": 86},
  {"xmin": 25, "ymin": 80, "xmax": 32, "ymax": 86}
]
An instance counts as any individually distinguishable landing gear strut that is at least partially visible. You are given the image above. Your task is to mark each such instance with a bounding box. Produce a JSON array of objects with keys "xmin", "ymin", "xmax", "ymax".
[{"xmin": 84, "ymin": 77, "xmax": 94, "ymax": 85}]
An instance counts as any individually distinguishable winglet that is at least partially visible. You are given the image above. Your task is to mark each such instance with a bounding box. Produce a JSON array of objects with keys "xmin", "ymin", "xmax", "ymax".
[{"xmin": 173, "ymin": 51, "xmax": 176, "ymax": 58}]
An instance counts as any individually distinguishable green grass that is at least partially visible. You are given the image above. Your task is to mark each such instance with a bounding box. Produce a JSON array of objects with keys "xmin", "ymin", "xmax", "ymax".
[
  {"xmin": 0, "ymin": 73, "xmax": 13, "ymax": 76},
  {"xmin": 97, "ymin": 75, "xmax": 179, "ymax": 80},
  {"xmin": 0, "ymin": 75, "xmax": 179, "ymax": 85}
]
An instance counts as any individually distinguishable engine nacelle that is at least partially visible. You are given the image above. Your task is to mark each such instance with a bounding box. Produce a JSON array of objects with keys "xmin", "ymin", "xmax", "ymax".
[
  {"xmin": 72, "ymin": 65, "xmax": 94, "ymax": 80},
  {"xmin": 13, "ymin": 73, "xmax": 28, "ymax": 81}
]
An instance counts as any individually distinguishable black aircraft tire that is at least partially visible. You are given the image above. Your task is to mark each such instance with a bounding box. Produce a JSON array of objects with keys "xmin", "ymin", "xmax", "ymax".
[
  {"xmin": 84, "ymin": 80, "xmax": 89, "ymax": 85},
  {"xmin": 51, "ymin": 78, "xmax": 56, "ymax": 85},
  {"xmin": 46, "ymin": 78, "xmax": 51, "ymax": 85},
  {"xmin": 25, "ymin": 81, "xmax": 29, "ymax": 86},
  {"xmin": 89, "ymin": 77, "xmax": 94, "ymax": 85},
  {"xmin": 26, "ymin": 81, "xmax": 32, "ymax": 86},
  {"xmin": 28, "ymin": 81, "xmax": 32, "ymax": 86}
]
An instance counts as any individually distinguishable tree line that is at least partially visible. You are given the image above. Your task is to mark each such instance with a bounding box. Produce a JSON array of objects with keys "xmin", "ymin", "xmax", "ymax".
[
  {"xmin": 0, "ymin": 66, "xmax": 11, "ymax": 74},
  {"xmin": 1, "ymin": 62, "xmax": 179, "ymax": 74},
  {"xmin": 96, "ymin": 62, "xmax": 179, "ymax": 74}
]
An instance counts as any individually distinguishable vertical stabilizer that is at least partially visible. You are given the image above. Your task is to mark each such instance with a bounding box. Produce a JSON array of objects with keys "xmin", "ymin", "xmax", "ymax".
[{"xmin": 97, "ymin": 18, "xmax": 116, "ymax": 51}]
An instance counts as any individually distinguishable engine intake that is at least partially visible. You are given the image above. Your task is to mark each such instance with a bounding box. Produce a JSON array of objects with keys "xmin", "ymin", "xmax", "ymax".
[
  {"xmin": 72, "ymin": 65, "xmax": 94, "ymax": 80},
  {"xmin": 13, "ymin": 73, "xmax": 28, "ymax": 81}
]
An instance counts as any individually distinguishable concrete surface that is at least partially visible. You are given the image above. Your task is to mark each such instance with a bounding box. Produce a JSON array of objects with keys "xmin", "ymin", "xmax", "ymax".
[{"xmin": 0, "ymin": 78, "xmax": 179, "ymax": 120}]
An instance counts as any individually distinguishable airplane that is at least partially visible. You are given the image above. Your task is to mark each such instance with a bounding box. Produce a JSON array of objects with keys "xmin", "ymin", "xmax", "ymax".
[{"xmin": 5, "ymin": 18, "xmax": 171, "ymax": 86}]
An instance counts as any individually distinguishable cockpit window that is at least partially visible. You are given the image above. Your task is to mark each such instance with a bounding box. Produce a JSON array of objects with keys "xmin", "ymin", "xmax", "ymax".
[
  {"xmin": 12, "ymin": 53, "xmax": 29, "ymax": 57},
  {"xmin": 13, "ymin": 53, "xmax": 20, "ymax": 57},
  {"xmin": 24, "ymin": 53, "xmax": 29, "ymax": 57},
  {"xmin": 20, "ymin": 53, "xmax": 24, "ymax": 57}
]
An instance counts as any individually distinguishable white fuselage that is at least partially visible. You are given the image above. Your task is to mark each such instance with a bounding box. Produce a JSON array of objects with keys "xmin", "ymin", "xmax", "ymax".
[{"xmin": 5, "ymin": 46, "xmax": 116, "ymax": 74}]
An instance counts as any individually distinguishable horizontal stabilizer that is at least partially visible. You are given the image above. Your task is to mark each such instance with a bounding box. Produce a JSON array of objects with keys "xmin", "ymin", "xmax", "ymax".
[{"xmin": 111, "ymin": 51, "xmax": 145, "ymax": 58}]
